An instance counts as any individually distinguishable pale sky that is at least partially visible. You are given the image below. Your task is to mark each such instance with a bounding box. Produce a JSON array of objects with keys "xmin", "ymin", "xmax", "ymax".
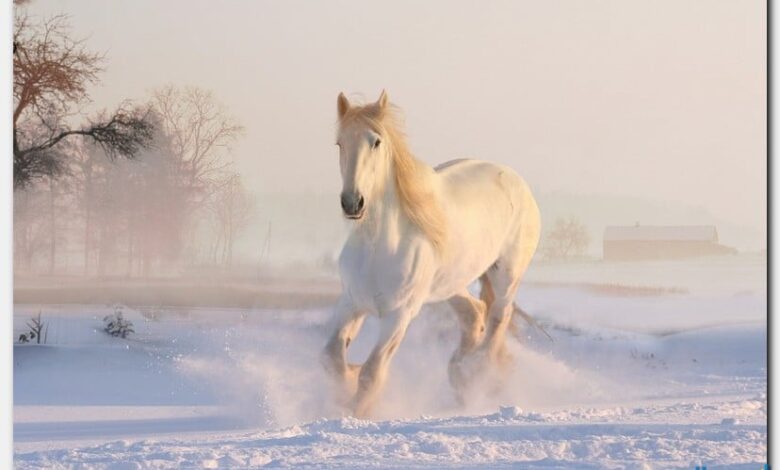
[{"xmin": 24, "ymin": 0, "xmax": 767, "ymax": 249}]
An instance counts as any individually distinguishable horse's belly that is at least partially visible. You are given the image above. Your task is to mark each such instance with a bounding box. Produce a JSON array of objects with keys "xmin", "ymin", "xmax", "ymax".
[{"xmin": 427, "ymin": 248, "xmax": 498, "ymax": 302}]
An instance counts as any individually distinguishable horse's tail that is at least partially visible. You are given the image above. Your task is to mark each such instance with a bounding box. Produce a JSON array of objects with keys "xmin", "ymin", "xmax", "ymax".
[
  {"xmin": 478, "ymin": 274, "xmax": 553, "ymax": 342},
  {"xmin": 512, "ymin": 303, "xmax": 553, "ymax": 342}
]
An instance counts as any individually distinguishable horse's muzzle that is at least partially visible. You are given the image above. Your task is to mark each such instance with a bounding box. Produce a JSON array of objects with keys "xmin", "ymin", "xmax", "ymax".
[{"xmin": 341, "ymin": 192, "xmax": 365, "ymax": 219}]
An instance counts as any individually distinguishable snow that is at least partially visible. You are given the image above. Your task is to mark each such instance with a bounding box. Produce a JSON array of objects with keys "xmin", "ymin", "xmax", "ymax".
[{"xmin": 13, "ymin": 259, "xmax": 766, "ymax": 468}]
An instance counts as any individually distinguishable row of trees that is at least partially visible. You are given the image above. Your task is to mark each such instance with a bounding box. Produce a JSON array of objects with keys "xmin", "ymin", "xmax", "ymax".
[
  {"xmin": 12, "ymin": 7, "xmax": 592, "ymax": 274},
  {"xmin": 13, "ymin": 10, "xmax": 255, "ymax": 277}
]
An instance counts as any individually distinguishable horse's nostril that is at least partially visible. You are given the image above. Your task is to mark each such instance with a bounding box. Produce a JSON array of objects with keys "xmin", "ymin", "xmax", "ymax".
[{"xmin": 341, "ymin": 192, "xmax": 363, "ymax": 215}]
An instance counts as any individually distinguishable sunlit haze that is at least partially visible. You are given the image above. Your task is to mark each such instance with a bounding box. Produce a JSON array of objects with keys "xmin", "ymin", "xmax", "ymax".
[{"xmin": 24, "ymin": 0, "xmax": 766, "ymax": 255}]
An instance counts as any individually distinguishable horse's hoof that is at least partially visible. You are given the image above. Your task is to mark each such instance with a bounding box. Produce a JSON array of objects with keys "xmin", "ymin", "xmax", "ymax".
[
  {"xmin": 449, "ymin": 343, "xmax": 515, "ymax": 401},
  {"xmin": 349, "ymin": 398, "xmax": 373, "ymax": 419},
  {"xmin": 448, "ymin": 351, "xmax": 486, "ymax": 401}
]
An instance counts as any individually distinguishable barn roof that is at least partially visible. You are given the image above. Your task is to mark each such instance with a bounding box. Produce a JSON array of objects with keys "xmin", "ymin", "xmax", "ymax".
[{"xmin": 604, "ymin": 225, "xmax": 718, "ymax": 242}]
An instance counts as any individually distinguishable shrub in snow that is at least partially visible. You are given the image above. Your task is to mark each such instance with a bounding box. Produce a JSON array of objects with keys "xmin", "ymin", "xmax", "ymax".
[
  {"xmin": 17, "ymin": 311, "xmax": 47, "ymax": 344},
  {"xmin": 104, "ymin": 305, "xmax": 135, "ymax": 338}
]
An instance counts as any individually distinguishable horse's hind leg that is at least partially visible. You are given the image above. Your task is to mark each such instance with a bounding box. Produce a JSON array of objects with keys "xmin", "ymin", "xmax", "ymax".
[
  {"xmin": 447, "ymin": 290, "xmax": 487, "ymax": 400},
  {"xmin": 449, "ymin": 291, "xmax": 487, "ymax": 354},
  {"xmin": 482, "ymin": 253, "xmax": 532, "ymax": 366}
]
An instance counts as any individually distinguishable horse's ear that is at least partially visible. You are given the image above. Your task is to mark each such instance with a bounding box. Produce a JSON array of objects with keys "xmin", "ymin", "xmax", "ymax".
[
  {"xmin": 337, "ymin": 92, "xmax": 350, "ymax": 119},
  {"xmin": 377, "ymin": 90, "xmax": 389, "ymax": 109}
]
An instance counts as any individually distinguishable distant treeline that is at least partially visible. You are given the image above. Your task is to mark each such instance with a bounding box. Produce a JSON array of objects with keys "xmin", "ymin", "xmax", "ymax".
[{"xmin": 13, "ymin": 10, "xmax": 254, "ymax": 277}]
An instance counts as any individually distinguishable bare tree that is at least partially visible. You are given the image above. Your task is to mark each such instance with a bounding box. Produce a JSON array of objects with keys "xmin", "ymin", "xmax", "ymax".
[
  {"xmin": 150, "ymin": 85, "xmax": 244, "ymax": 204},
  {"xmin": 542, "ymin": 216, "xmax": 590, "ymax": 260},
  {"xmin": 67, "ymin": 113, "xmax": 187, "ymax": 278},
  {"xmin": 149, "ymin": 86, "xmax": 245, "ymax": 267},
  {"xmin": 13, "ymin": 12, "xmax": 153, "ymax": 189},
  {"xmin": 207, "ymin": 174, "xmax": 255, "ymax": 266}
]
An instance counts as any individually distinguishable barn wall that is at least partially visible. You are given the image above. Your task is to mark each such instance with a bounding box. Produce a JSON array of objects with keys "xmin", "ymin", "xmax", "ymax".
[{"xmin": 603, "ymin": 240, "xmax": 735, "ymax": 261}]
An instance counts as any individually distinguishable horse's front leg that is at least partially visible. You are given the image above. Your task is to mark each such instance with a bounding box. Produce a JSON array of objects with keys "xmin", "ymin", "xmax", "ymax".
[
  {"xmin": 350, "ymin": 308, "xmax": 414, "ymax": 418},
  {"xmin": 322, "ymin": 295, "xmax": 366, "ymax": 401}
]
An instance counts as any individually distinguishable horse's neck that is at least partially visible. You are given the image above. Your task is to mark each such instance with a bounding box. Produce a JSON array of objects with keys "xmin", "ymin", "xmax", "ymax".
[{"xmin": 357, "ymin": 169, "xmax": 403, "ymax": 239}]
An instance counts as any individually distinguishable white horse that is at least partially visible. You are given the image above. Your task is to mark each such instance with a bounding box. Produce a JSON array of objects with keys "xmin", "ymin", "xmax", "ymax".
[{"xmin": 322, "ymin": 91, "xmax": 541, "ymax": 417}]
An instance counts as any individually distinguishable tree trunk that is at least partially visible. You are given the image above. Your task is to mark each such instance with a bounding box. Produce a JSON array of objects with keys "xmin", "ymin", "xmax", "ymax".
[
  {"xmin": 97, "ymin": 227, "xmax": 106, "ymax": 277},
  {"xmin": 83, "ymin": 172, "xmax": 92, "ymax": 276},
  {"xmin": 126, "ymin": 216, "xmax": 134, "ymax": 278},
  {"xmin": 48, "ymin": 177, "xmax": 56, "ymax": 275}
]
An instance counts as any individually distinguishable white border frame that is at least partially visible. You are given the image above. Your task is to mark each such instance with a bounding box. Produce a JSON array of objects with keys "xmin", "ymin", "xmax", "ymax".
[{"xmin": 1, "ymin": 0, "xmax": 14, "ymax": 466}]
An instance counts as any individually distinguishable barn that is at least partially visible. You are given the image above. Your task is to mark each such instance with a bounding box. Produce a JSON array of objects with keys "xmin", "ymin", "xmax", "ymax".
[{"xmin": 603, "ymin": 224, "xmax": 737, "ymax": 261}]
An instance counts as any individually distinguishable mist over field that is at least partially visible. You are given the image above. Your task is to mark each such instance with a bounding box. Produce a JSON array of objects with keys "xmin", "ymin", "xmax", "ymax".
[{"xmin": 14, "ymin": 0, "xmax": 766, "ymax": 279}]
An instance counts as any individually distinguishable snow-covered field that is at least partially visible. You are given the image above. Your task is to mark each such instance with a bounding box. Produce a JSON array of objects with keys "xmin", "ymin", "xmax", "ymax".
[{"xmin": 13, "ymin": 258, "xmax": 767, "ymax": 468}]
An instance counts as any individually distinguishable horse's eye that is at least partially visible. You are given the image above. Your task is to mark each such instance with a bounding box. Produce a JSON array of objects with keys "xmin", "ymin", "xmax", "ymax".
[{"xmin": 373, "ymin": 138, "xmax": 381, "ymax": 149}]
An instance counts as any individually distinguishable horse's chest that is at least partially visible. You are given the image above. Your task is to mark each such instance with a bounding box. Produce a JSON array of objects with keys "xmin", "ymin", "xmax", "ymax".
[{"xmin": 339, "ymin": 238, "xmax": 433, "ymax": 314}]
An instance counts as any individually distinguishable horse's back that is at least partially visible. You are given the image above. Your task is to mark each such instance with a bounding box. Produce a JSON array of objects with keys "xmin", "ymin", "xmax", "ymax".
[
  {"xmin": 435, "ymin": 158, "xmax": 535, "ymax": 216},
  {"xmin": 430, "ymin": 158, "xmax": 540, "ymax": 297}
]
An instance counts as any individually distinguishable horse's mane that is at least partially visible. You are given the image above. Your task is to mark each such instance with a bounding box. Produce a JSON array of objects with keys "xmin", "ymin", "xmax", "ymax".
[{"xmin": 339, "ymin": 102, "xmax": 447, "ymax": 253}]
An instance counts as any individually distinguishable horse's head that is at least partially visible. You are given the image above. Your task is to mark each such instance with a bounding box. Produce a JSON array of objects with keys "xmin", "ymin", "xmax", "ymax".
[{"xmin": 335, "ymin": 90, "xmax": 392, "ymax": 220}]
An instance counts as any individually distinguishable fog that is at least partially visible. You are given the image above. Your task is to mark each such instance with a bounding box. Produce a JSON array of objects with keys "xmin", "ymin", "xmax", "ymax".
[{"xmin": 18, "ymin": 0, "xmax": 766, "ymax": 273}]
